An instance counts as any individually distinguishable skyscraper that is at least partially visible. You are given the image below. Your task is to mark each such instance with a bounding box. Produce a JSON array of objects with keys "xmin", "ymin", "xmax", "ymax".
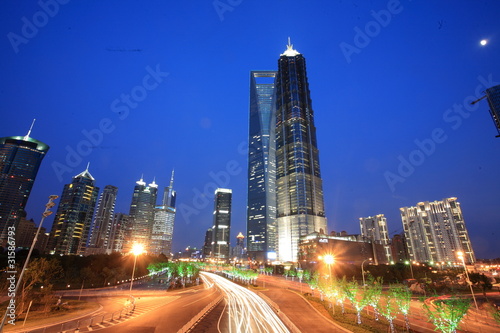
[
  {"xmin": 48, "ymin": 165, "xmax": 99, "ymax": 255},
  {"xmin": 400, "ymin": 197, "xmax": 475, "ymax": 264},
  {"xmin": 128, "ymin": 177, "xmax": 158, "ymax": 252},
  {"xmin": 0, "ymin": 122, "xmax": 49, "ymax": 245},
  {"xmin": 485, "ymin": 84, "xmax": 500, "ymax": 136},
  {"xmin": 211, "ymin": 188, "xmax": 232, "ymax": 261},
  {"xmin": 151, "ymin": 171, "xmax": 176, "ymax": 257},
  {"xmin": 275, "ymin": 40, "xmax": 327, "ymax": 262},
  {"xmin": 247, "ymin": 71, "xmax": 278, "ymax": 262},
  {"xmin": 359, "ymin": 214, "xmax": 392, "ymax": 264},
  {"xmin": 86, "ymin": 185, "xmax": 118, "ymax": 255}
]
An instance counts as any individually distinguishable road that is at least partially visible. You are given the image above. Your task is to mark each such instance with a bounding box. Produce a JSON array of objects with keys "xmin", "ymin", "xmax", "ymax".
[{"xmin": 198, "ymin": 272, "xmax": 289, "ymax": 333}]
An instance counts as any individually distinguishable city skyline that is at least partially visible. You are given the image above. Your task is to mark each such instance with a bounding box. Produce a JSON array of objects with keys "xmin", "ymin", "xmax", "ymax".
[{"xmin": 1, "ymin": 1, "xmax": 500, "ymax": 259}]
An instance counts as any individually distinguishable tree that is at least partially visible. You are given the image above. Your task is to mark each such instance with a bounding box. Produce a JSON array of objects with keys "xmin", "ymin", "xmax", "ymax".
[
  {"xmin": 392, "ymin": 284, "xmax": 412, "ymax": 331},
  {"xmin": 365, "ymin": 276, "xmax": 383, "ymax": 321},
  {"xmin": 423, "ymin": 295, "xmax": 470, "ymax": 333},
  {"xmin": 378, "ymin": 285, "xmax": 400, "ymax": 333},
  {"xmin": 343, "ymin": 278, "xmax": 370, "ymax": 324}
]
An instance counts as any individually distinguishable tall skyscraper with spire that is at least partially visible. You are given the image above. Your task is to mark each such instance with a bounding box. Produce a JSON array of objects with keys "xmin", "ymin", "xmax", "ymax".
[
  {"xmin": 48, "ymin": 165, "xmax": 99, "ymax": 255},
  {"xmin": 247, "ymin": 71, "xmax": 278, "ymax": 262},
  {"xmin": 86, "ymin": 185, "xmax": 118, "ymax": 254},
  {"xmin": 275, "ymin": 40, "xmax": 327, "ymax": 262},
  {"xmin": 151, "ymin": 170, "xmax": 176, "ymax": 257},
  {"xmin": 128, "ymin": 176, "xmax": 158, "ymax": 252},
  {"xmin": 0, "ymin": 120, "xmax": 49, "ymax": 245}
]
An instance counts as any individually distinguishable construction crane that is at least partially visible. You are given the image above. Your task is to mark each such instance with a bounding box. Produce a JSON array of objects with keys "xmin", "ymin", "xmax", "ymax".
[{"xmin": 471, "ymin": 87, "xmax": 500, "ymax": 138}]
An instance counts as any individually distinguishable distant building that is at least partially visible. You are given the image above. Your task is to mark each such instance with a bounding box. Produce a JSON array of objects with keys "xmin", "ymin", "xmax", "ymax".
[
  {"xmin": 48, "ymin": 166, "xmax": 99, "ymax": 255},
  {"xmin": 247, "ymin": 71, "xmax": 278, "ymax": 262},
  {"xmin": 15, "ymin": 217, "xmax": 48, "ymax": 252},
  {"xmin": 211, "ymin": 188, "xmax": 232, "ymax": 261},
  {"xmin": 110, "ymin": 212, "xmax": 130, "ymax": 253},
  {"xmin": 400, "ymin": 197, "xmax": 475, "ymax": 264},
  {"xmin": 390, "ymin": 233, "xmax": 408, "ymax": 263},
  {"xmin": 359, "ymin": 214, "xmax": 393, "ymax": 264},
  {"xmin": 0, "ymin": 124, "xmax": 49, "ymax": 245},
  {"xmin": 86, "ymin": 185, "xmax": 118, "ymax": 255},
  {"xmin": 202, "ymin": 228, "xmax": 213, "ymax": 259},
  {"xmin": 128, "ymin": 177, "xmax": 158, "ymax": 252},
  {"xmin": 298, "ymin": 231, "xmax": 388, "ymax": 265},
  {"xmin": 232, "ymin": 232, "xmax": 246, "ymax": 260},
  {"xmin": 151, "ymin": 171, "xmax": 176, "ymax": 257},
  {"xmin": 275, "ymin": 40, "xmax": 327, "ymax": 262}
]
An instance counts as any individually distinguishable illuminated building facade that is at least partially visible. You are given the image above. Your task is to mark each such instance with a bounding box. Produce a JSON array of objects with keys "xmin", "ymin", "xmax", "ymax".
[
  {"xmin": 0, "ymin": 129, "xmax": 49, "ymax": 245},
  {"xmin": 275, "ymin": 40, "xmax": 327, "ymax": 262},
  {"xmin": 86, "ymin": 185, "xmax": 118, "ymax": 255},
  {"xmin": 359, "ymin": 214, "xmax": 393, "ymax": 264},
  {"xmin": 400, "ymin": 197, "xmax": 475, "ymax": 264},
  {"xmin": 247, "ymin": 71, "xmax": 277, "ymax": 262},
  {"xmin": 211, "ymin": 188, "xmax": 232, "ymax": 261},
  {"xmin": 151, "ymin": 171, "xmax": 176, "ymax": 257},
  {"xmin": 49, "ymin": 166, "xmax": 99, "ymax": 255},
  {"xmin": 110, "ymin": 212, "xmax": 130, "ymax": 253},
  {"xmin": 128, "ymin": 177, "xmax": 158, "ymax": 252}
]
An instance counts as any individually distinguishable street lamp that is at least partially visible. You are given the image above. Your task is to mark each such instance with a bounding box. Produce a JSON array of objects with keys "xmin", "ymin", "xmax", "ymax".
[
  {"xmin": 322, "ymin": 254, "xmax": 335, "ymax": 281},
  {"xmin": 405, "ymin": 260, "xmax": 415, "ymax": 279},
  {"xmin": 361, "ymin": 258, "xmax": 372, "ymax": 288},
  {"xmin": 129, "ymin": 244, "xmax": 144, "ymax": 295},
  {"xmin": 457, "ymin": 251, "xmax": 479, "ymax": 311},
  {"xmin": 0, "ymin": 195, "xmax": 58, "ymax": 331}
]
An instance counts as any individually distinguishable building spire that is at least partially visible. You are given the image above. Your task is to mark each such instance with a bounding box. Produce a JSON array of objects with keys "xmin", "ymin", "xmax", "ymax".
[
  {"xmin": 24, "ymin": 119, "xmax": 36, "ymax": 140},
  {"xmin": 281, "ymin": 37, "xmax": 300, "ymax": 57},
  {"xmin": 169, "ymin": 169, "xmax": 175, "ymax": 188}
]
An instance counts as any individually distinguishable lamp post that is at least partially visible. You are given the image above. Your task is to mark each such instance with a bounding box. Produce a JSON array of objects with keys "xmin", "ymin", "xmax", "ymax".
[
  {"xmin": 0, "ymin": 195, "xmax": 58, "ymax": 331},
  {"xmin": 361, "ymin": 258, "xmax": 372, "ymax": 288},
  {"xmin": 457, "ymin": 251, "xmax": 479, "ymax": 311},
  {"xmin": 405, "ymin": 260, "xmax": 414, "ymax": 279},
  {"xmin": 129, "ymin": 244, "xmax": 144, "ymax": 295},
  {"xmin": 323, "ymin": 254, "xmax": 335, "ymax": 281}
]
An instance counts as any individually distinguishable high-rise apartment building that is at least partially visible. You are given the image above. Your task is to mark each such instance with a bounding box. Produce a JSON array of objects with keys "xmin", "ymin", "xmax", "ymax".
[
  {"xmin": 151, "ymin": 171, "xmax": 176, "ymax": 257},
  {"xmin": 247, "ymin": 71, "xmax": 278, "ymax": 262},
  {"xmin": 359, "ymin": 214, "xmax": 392, "ymax": 264},
  {"xmin": 0, "ymin": 124, "xmax": 49, "ymax": 245},
  {"xmin": 400, "ymin": 197, "xmax": 475, "ymax": 264},
  {"xmin": 48, "ymin": 166, "xmax": 99, "ymax": 255},
  {"xmin": 275, "ymin": 40, "xmax": 327, "ymax": 262},
  {"xmin": 110, "ymin": 212, "xmax": 130, "ymax": 253},
  {"xmin": 211, "ymin": 188, "xmax": 232, "ymax": 261},
  {"xmin": 128, "ymin": 177, "xmax": 158, "ymax": 252},
  {"xmin": 86, "ymin": 185, "xmax": 118, "ymax": 255}
]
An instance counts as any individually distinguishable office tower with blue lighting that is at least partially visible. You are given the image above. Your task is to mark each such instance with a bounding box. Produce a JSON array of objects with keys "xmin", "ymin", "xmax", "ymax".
[
  {"xmin": 275, "ymin": 40, "xmax": 327, "ymax": 262},
  {"xmin": 49, "ymin": 165, "xmax": 99, "ymax": 255},
  {"xmin": 212, "ymin": 188, "xmax": 232, "ymax": 261},
  {"xmin": 128, "ymin": 177, "xmax": 158, "ymax": 252},
  {"xmin": 247, "ymin": 71, "xmax": 278, "ymax": 262},
  {"xmin": 0, "ymin": 123, "xmax": 49, "ymax": 245},
  {"xmin": 86, "ymin": 185, "xmax": 118, "ymax": 254},
  {"xmin": 151, "ymin": 170, "xmax": 176, "ymax": 257}
]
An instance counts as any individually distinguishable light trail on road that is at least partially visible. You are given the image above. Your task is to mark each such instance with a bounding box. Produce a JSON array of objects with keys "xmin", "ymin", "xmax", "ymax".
[{"xmin": 201, "ymin": 272, "xmax": 289, "ymax": 333}]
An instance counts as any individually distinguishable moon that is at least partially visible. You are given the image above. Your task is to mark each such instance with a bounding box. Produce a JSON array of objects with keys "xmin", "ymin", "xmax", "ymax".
[{"xmin": 480, "ymin": 39, "xmax": 488, "ymax": 46}]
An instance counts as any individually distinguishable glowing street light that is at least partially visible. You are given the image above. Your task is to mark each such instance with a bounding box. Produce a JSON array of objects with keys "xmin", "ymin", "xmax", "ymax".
[
  {"xmin": 456, "ymin": 251, "xmax": 478, "ymax": 310},
  {"xmin": 129, "ymin": 244, "xmax": 145, "ymax": 295},
  {"xmin": 405, "ymin": 260, "xmax": 414, "ymax": 279},
  {"xmin": 320, "ymin": 254, "xmax": 335, "ymax": 281}
]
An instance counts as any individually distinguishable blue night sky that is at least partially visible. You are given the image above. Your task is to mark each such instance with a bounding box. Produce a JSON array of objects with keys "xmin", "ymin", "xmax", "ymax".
[{"xmin": 1, "ymin": 1, "xmax": 499, "ymax": 259}]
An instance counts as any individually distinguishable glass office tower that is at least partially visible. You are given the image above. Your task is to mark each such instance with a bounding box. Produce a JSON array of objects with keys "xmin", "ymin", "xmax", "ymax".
[
  {"xmin": 275, "ymin": 41, "xmax": 327, "ymax": 262},
  {"xmin": 212, "ymin": 188, "xmax": 232, "ymax": 261},
  {"xmin": 0, "ymin": 131, "xmax": 49, "ymax": 245},
  {"xmin": 247, "ymin": 71, "xmax": 277, "ymax": 262}
]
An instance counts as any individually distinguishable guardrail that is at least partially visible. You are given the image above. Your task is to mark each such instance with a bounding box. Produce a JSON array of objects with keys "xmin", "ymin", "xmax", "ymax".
[
  {"xmin": 177, "ymin": 294, "xmax": 223, "ymax": 333},
  {"xmin": 27, "ymin": 299, "xmax": 135, "ymax": 333}
]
